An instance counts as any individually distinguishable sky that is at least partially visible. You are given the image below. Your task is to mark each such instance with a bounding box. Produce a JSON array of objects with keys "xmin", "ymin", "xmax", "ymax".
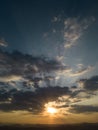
[{"xmin": 0, "ymin": 0, "xmax": 98, "ymax": 124}]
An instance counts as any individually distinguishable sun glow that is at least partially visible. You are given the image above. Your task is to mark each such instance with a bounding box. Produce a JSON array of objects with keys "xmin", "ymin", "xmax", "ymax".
[
  {"xmin": 44, "ymin": 102, "xmax": 59, "ymax": 116},
  {"xmin": 47, "ymin": 107, "xmax": 57, "ymax": 114}
]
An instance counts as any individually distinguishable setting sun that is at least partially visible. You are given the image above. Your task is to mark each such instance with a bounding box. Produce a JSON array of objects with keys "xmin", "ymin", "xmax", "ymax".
[{"xmin": 47, "ymin": 107, "xmax": 57, "ymax": 114}]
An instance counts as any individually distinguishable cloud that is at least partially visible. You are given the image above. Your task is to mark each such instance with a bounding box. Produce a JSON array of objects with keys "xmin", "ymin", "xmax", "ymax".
[
  {"xmin": 0, "ymin": 38, "xmax": 8, "ymax": 47},
  {"xmin": 0, "ymin": 49, "xmax": 73, "ymax": 95},
  {"xmin": 0, "ymin": 50, "xmax": 69, "ymax": 80},
  {"xmin": 0, "ymin": 75, "xmax": 22, "ymax": 82},
  {"xmin": 64, "ymin": 17, "xmax": 95, "ymax": 49},
  {"xmin": 44, "ymin": 16, "xmax": 95, "ymax": 58},
  {"xmin": 52, "ymin": 17, "xmax": 58, "ymax": 22},
  {"xmin": 69, "ymin": 105, "xmax": 98, "ymax": 113},
  {"xmin": 0, "ymin": 49, "xmax": 97, "ymax": 115},
  {"xmin": 0, "ymin": 86, "xmax": 70, "ymax": 113},
  {"xmin": 78, "ymin": 76, "xmax": 98, "ymax": 91},
  {"xmin": 51, "ymin": 16, "xmax": 61, "ymax": 23},
  {"xmin": 0, "ymin": 49, "xmax": 73, "ymax": 114},
  {"xmin": 69, "ymin": 66, "xmax": 94, "ymax": 77}
]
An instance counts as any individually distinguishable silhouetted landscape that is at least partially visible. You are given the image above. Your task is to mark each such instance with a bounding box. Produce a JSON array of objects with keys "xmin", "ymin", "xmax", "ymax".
[{"xmin": 0, "ymin": 123, "xmax": 98, "ymax": 130}]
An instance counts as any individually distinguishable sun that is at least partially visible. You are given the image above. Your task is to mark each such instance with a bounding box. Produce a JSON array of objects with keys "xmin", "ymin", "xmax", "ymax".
[{"xmin": 47, "ymin": 107, "xmax": 57, "ymax": 114}]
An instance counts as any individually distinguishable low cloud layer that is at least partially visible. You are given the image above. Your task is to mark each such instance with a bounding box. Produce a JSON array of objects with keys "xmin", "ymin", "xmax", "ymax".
[
  {"xmin": 69, "ymin": 105, "xmax": 98, "ymax": 113},
  {"xmin": 0, "ymin": 86, "xmax": 70, "ymax": 114}
]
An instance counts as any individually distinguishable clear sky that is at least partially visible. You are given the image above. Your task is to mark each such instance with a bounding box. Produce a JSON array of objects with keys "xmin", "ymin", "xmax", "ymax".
[{"xmin": 0, "ymin": 0, "xmax": 98, "ymax": 124}]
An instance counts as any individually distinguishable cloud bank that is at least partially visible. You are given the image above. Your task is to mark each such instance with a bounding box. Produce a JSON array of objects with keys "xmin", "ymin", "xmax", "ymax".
[{"xmin": 0, "ymin": 49, "xmax": 97, "ymax": 115}]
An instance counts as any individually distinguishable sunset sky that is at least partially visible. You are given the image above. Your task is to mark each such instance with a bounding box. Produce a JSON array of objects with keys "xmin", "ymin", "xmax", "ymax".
[{"xmin": 0, "ymin": 0, "xmax": 98, "ymax": 124}]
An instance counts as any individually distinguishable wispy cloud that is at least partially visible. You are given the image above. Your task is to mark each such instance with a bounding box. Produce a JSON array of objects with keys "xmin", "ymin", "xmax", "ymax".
[
  {"xmin": 51, "ymin": 15, "xmax": 62, "ymax": 23},
  {"xmin": 55, "ymin": 64, "xmax": 94, "ymax": 77},
  {"xmin": 69, "ymin": 65, "xmax": 94, "ymax": 77},
  {"xmin": 64, "ymin": 17, "xmax": 95, "ymax": 49},
  {"xmin": 49, "ymin": 15, "xmax": 95, "ymax": 57},
  {"xmin": 0, "ymin": 75, "xmax": 22, "ymax": 82}
]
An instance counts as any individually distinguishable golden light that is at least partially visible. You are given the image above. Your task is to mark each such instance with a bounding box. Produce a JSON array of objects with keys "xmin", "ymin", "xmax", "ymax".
[{"xmin": 47, "ymin": 107, "xmax": 57, "ymax": 114}]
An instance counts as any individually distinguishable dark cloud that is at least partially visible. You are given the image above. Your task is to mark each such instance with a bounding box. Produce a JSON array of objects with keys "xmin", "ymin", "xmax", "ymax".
[
  {"xmin": 70, "ymin": 90, "xmax": 85, "ymax": 97},
  {"xmin": 78, "ymin": 76, "xmax": 98, "ymax": 91},
  {"xmin": 71, "ymin": 86, "xmax": 77, "ymax": 89},
  {"xmin": 0, "ymin": 50, "xmax": 69, "ymax": 79},
  {"xmin": 0, "ymin": 49, "xmax": 72, "ymax": 113},
  {"xmin": 0, "ymin": 49, "xmax": 98, "ymax": 115},
  {"xmin": 69, "ymin": 105, "xmax": 98, "ymax": 113},
  {"xmin": 0, "ymin": 86, "xmax": 70, "ymax": 114}
]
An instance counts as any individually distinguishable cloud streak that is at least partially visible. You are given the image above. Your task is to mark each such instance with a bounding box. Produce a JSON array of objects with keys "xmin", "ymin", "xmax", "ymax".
[
  {"xmin": 69, "ymin": 105, "xmax": 98, "ymax": 113},
  {"xmin": 69, "ymin": 65, "xmax": 94, "ymax": 77}
]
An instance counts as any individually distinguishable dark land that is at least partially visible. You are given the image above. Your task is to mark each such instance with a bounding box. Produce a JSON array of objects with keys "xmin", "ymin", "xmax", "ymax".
[{"xmin": 0, "ymin": 123, "xmax": 98, "ymax": 130}]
